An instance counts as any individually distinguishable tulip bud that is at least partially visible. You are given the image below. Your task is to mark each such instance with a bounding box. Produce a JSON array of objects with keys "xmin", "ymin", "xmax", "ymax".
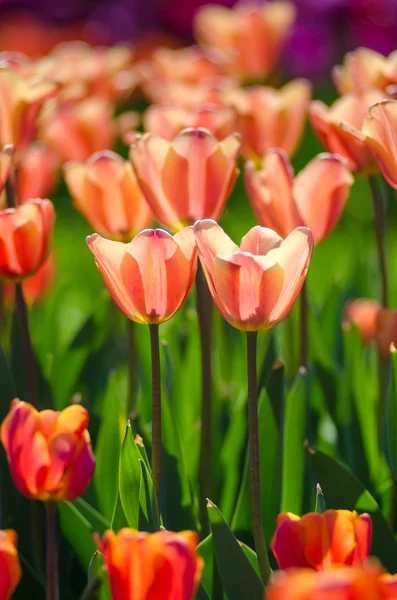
[
  {"xmin": 95, "ymin": 528, "xmax": 203, "ymax": 600},
  {"xmin": 1, "ymin": 400, "xmax": 96, "ymax": 501},
  {"xmin": 194, "ymin": 219, "xmax": 313, "ymax": 331},
  {"xmin": 64, "ymin": 151, "xmax": 152, "ymax": 241},
  {"xmin": 245, "ymin": 149, "xmax": 353, "ymax": 244},
  {"xmin": 130, "ymin": 128, "xmax": 240, "ymax": 231},
  {"xmin": 0, "ymin": 199, "xmax": 55, "ymax": 281},
  {"xmin": 87, "ymin": 227, "xmax": 197, "ymax": 325},
  {"xmin": 0, "ymin": 529, "xmax": 21, "ymax": 600},
  {"xmin": 41, "ymin": 97, "xmax": 116, "ymax": 163}
]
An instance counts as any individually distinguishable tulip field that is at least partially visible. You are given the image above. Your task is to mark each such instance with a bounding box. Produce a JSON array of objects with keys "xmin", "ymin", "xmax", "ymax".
[{"xmin": 4, "ymin": 2, "xmax": 397, "ymax": 599}]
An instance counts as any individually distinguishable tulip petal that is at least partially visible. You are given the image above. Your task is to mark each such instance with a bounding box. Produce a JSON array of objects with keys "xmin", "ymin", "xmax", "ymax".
[
  {"xmin": 361, "ymin": 100, "xmax": 397, "ymax": 189},
  {"xmin": 213, "ymin": 251, "xmax": 284, "ymax": 330},
  {"xmin": 240, "ymin": 224, "xmax": 283, "ymax": 255},
  {"xmin": 267, "ymin": 227, "xmax": 313, "ymax": 324},
  {"xmin": 293, "ymin": 154, "xmax": 353, "ymax": 244}
]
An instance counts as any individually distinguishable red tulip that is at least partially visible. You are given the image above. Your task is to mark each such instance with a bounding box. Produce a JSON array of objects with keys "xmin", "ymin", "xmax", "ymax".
[
  {"xmin": 17, "ymin": 143, "xmax": 60, "ymax": 204},
  {"xmin": 1, "ymin": 400, "xmax": 95, "ymax": 501},
  {"xmin": 64, "ymin": 151, "xmax": 152, "ymax": 241},
  {"xmin": 130, "ymin": 128, "xmax": 240, "ymax": 231},
  {"xmin": 194, "ymin": 219, "xmax": 313, "ymax": 331},
  {"xmin": 0, "ymin": 530, "xmax": 21, "ymax": 600},
  {"xmin": 87, "ymin": 227, "xmax": 197, "ymax": 324},
  {"xmin": 95, "ymin": 528, "xmax": 203, "ymax": 600},
  {"xmin": 4, "ymin": 253, "xmax": 56, "ymax": 309},
  {"xmin": 0, "ymin": 199, "xmax": 55, "ymax": 281},
  {"xmin": 271, "ymin": 510, "xmax": 372, "ymax": 570},
  {"xmin": 245, "ymin": 149, "xmax": 353, "ymax": 244}
]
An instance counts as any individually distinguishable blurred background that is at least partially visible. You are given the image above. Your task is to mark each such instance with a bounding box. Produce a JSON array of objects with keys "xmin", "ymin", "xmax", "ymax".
[{"xmin": 1, "ymin": 0, "xmax": 397, "ymax": 80}]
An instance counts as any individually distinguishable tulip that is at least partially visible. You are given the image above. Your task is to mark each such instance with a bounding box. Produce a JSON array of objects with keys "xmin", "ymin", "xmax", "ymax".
[
  {"xmin": 142, "ymin": 45, "xmax": 228, "ymax": 86},
  {"xmin": 245, "ymin": 149, "xmax": 353, "ymax": 245},
  {"xmin": 64, "ymin": 151, "xmax": 152, "ymax": 241},
  {"xmin": 374, "ymin": 308, "xmax": 397, "ymax": 359},
  {"xmin": 87, "ymin": 227, "xmax": 197, "ymax": 325},
  {"xmin": 343, "ymin": 299, "xmax": 382, "ymax": 346},
  {"xmin": 266, "ymin": 563, "xmax": 397, "ymax": 600},
  {"xmin": 0, "ymin": 68, "xmax": 58, "ymax": 152},
  {"xmin": 271, "ymin": 510, "xmax": 372, "ymax": 570},
  {"xmin": 40, "ymin": 97, "xmax": 116, "ymax": 163},
  {"xmin": 340, "ymin": 100, "xmax": 397, "ymax": 189},
  {"xmin": 0, "ymin": 145, "xmax": 13, "ymax": 203},
  {"xmin": 0, "ymin": 198, "xmax": 55, "ymax": 281},
  {"xmin": 0, "ymin": 530, "xmax": 21, "ymax": 600},
  {"xmin": 143, "ymin": 104, "xmax": 238, "ymax": 141},
  {"xmin": 225, "ymin": 80, "xmax": 311, "ymax": 159},
  {"xmin": 194, "ymin": 220, "xmax": 313, "ymax": 332},
  {"xmin": 194, "ymin": 1, "xmax": 296, "ymax": 81},
  {"xmin": 1, "ymin": 399, "xmax": 95, "ymax": 501},
  {"xmin": 4, "ymin": 253, "xmax": 56, "ymax": 309},
  {"xmin": 17, "ymin": 143, "xmax": 60, "ymax": 203},
  {"xmin": 332, "ymin": 48, "xmax": 390, "ymax": 95},
  {"xmin": 309, "ymin": 89, "xmax": 385, "ymax": 173},
  {"xmin": 144, "ymin": 78, "xmax": 236, "ymax": 108},
  {"xmin": 130, "ymin": 128, "xmax": 240, "ymax": 231},
  {"xmin": 95, "ymin": 528, "xmax": 203, "ymax": 600}
]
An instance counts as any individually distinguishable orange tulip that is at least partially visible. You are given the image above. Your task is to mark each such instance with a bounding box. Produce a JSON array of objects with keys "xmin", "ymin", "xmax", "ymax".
[
  {"xmin": 194, "ymin": 1, "xmax": 296, "ymax": 81},
  {"xmin": 271, "ymin": 510, "xmax": 372, "ymax": 570},
  {"xmin": 245, "ymin": 149, "xmax": 353, "ymax": 244},
  {"xmin": 4, "ymin": 253, "xmax": 56, "ymax": 309},
  {"xmin": 40, "ymin": 97, "xmax": 116, "ymax": 163},
  {"xmin": 343, "ymin": 299, "xmax": 382, "ymax": 346},
  {"xmin": 87, "ymin": 227, "xmax": 197, "ymax": 325},
  {"xmin": 143, "ymin": 78, "xmax": 236, "ymax": 108},
  {"xmin": 0, "ymin": 68, "xmax": 58, "ymax": 152},
  {"xmin": 340, "ymin": 100, "xmax": 397, "ymax": 189},
  {"xmin": 1, "ymin": 400, "xmax": 95, "ymax": 501},
  {"xmin": 225, "ymin": 80, "xmax": 311, "ymax": 159},
  {"xmin": 64, "ymin": 151, "xmax": 152, "ymax": 241},
  {"xmin": 194, "ymin": 220, "xmax": 313, "ymax": 331},
  {"xmin": 0, "ymin": 144, "xmax": 13, "ymax": 197},
  {"xmin": 0, "ymin": 199, "xmax": 55, "ymax": 281},
  {"xmin": 130, "ymin": 128, "xmax": 240, "ymax": 231},
  {"xmin": 95, "ymin": 528, "xmax": 203, "ymax": 600},
  {"xmin": 17, "ymin": 143, "xmax": 60, "ymax": 203},
  {"xmin": 309, "ymin": 89, "xmax": 385, "ymax": 173},
  {"xmin": 266, "ymin": 563, "xmax": 397, "ymax": 600},
  {"xmin": 0, "ymin": 530, "xmax": 21, "ymax": 600},
  {"xmin": 332, "ymin": 48, "xmax": 390, "ymax": 95},
  {"xmin": 143, "ymin": 104, "xmax": 238, "ymax": 141}
]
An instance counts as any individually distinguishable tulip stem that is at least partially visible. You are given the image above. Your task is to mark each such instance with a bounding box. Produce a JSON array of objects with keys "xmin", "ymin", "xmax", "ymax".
[
  {"xmin": 196, "ymin": 264, "xmax": 213, "ymax": 539},
  {"xmin": 46, "ymin": 502, "xmax": 59, "ymax": 600},
  {"xmin": 127, "ymin": 319, "xmax": 136, "ymax": 418},
  {"xmin": 149, "ymin": 323, "xmax": 161, "ymax": 512},
  {"xmin": 369, "ymin": 176, "xmax": 389, "ymax": 308},
  {"xmin": 5, "ymin": 176, "xmax": 16, "ymax": 208},
  {"xmin": 246, "ymin": 331, "xmax": 271, "ymax": 585},
  {"xmin": 15, "ymin": 284, "xmax": 38, "ymax": 408},
  {"xmin": 299, "ymin": 280, "xmax": 308, "ymax": 369}
]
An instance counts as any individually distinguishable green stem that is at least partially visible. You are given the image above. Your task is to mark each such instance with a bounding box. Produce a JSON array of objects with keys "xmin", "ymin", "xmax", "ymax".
[
  {"xmin": 246, "ymin": 331, "xmax": 271, "ymax": 585},
  {"xmin": 15, "ymin": 283, "xmax": 38, "ymax": 407},
  {"xmin": 127, "ymin": 319, "xmax": 136, "ymax": 418},
  {"xmin": 46, "ymin": 502, "xmax": 59, "ymax": 600},
  {"xmin": 149, "ymin": 323, "xmax": 161, "ymax": 511},
  {"xmin": 196, "ymin": 264, "xmax": 213, "ymax": 538},
  {"xmin": 369, "ymin": 176, "xmax": 388, "ymax": 307},
  {"xmin": 299, "ymin": 281, "xmax": 308, "ymax": 369}
]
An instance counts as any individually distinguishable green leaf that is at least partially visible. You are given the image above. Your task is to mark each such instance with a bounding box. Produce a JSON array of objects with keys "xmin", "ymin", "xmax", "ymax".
[
  {"xmin": 208, "ymin": 500, "xmax": 264, "ymax": 600},
  {"xmin": 387, "ymin": 350, "xmax": 397, "ymax": 483},
  {"xmin": 138, "ymin": 459, "xmax": 160, "ymax": 532},
  {"xmin": 94, "ymin": 370, "xmax": 126, "ymax": 520},
  {"xmin": 281, "ymin": 368, "xmax": 307, "ymax": 514},
  {"xmin": 306, "ymin": 444, "xmax": 397, "ymax": 573},
  {"xmin": 58, "ymin": 502, "xmax": 97, "ymax": 568},
  {"xmin": 119, "ymin": 422, "xmax": 142, "ymax": 529}
]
